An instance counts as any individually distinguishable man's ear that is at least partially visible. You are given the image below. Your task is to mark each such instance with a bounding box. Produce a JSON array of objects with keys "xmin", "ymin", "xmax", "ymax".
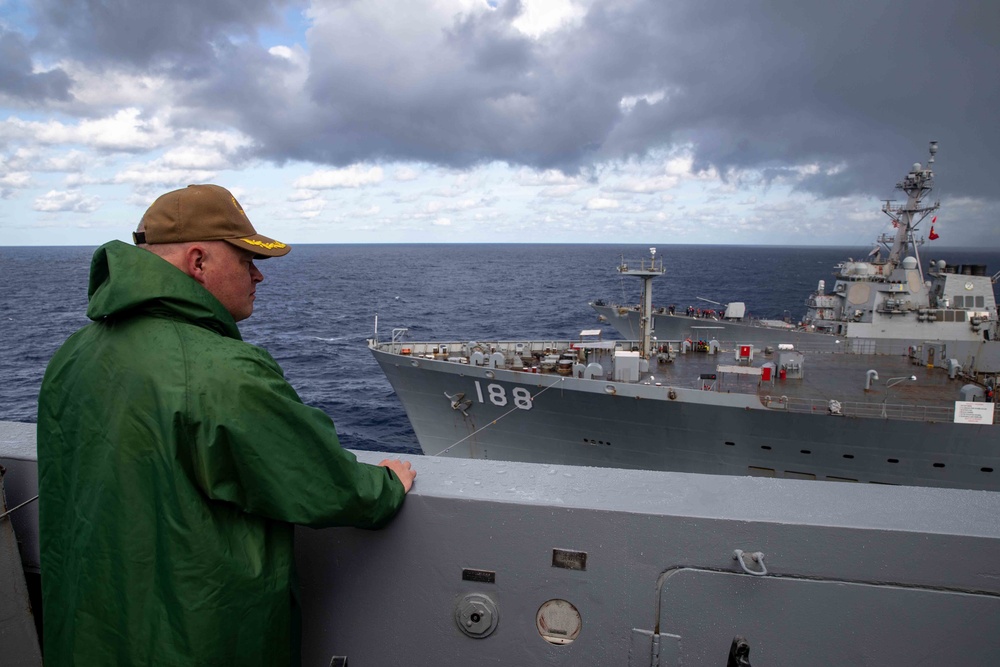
[{"xmin": 184, "ymin": 245, "xmax": 209, "ymax": 285}]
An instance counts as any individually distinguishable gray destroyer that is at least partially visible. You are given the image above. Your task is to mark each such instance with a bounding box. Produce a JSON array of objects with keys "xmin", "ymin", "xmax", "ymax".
[
  {"xmin": 370, "ymin": 142, "xmax": 1000, "ymax": 491},
  {"xmin": 592, "ymin": 141, "xmax": 999, "ymax": 348}
]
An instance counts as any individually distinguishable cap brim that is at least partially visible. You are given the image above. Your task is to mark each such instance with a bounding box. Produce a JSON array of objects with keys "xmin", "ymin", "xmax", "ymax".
[{"xmin": 225, "ymin": 235, "xmax": 291, "ymax": 258}]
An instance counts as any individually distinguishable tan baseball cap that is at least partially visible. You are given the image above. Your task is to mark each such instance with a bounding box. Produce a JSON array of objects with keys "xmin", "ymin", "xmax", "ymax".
[{"xmin": 133, "ymin": 184, "xmax": 290, "ymax": 257}]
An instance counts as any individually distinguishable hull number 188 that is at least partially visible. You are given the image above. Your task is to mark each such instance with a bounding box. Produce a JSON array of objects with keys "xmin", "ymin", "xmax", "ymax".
[{"xmin": 474, "ymin": 381, "xmax": 533, "ymax": 410}]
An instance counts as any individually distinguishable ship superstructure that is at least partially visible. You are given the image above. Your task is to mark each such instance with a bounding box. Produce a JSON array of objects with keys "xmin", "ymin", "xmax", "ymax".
[{"xmin": 592, "ymin": 142, "xmax": 999, "ymax": 347}]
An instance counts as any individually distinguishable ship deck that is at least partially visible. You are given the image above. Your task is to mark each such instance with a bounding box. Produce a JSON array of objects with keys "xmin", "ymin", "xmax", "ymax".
[
  {"xmin": 647, "ymin": 346, "xmax": 966, "ymax": 421},
  {"xmin": 377, "ymin": 337, "xmax": 994, "ymax": 424}
]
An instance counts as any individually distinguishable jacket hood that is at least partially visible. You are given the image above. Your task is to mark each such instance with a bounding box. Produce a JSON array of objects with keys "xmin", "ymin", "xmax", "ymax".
[{"xmin": 86, "ymin": 240, "xmax": 242, "ymax": 340}]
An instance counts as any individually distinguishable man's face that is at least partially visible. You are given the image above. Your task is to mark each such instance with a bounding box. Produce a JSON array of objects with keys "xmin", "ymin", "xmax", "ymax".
[{"xmin": 201, "ymin": 242, "xmax": 264, "ymax": 322}]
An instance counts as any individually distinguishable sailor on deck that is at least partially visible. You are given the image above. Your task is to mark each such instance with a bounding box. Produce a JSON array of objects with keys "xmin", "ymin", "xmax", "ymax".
[{"xmin": 37, "ymin": 184, "xmax": 415, "ymax": 666}]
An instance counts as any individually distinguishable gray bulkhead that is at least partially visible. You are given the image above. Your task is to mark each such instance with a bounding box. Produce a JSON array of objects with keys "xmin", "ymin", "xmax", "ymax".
[{"xmin": 5, "ymin": 421, "xmax": 1000, "ymax": 665}]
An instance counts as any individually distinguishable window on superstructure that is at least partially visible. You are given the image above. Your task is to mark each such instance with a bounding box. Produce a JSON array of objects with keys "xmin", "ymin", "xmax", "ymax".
[
  {"xmin": 976, "ymin": 296, "xmax": 985, "ymax": 308},
  {"xmin": 953, "ymin": 296, "xmax": 966, "ymax": 308},
  {"xmin": 956, "ymin": 311, "xmax": 966, "ymax": 322},
  {"xmin": 945, "ymin": 310, "xmax": 955, "ymax": 322}
]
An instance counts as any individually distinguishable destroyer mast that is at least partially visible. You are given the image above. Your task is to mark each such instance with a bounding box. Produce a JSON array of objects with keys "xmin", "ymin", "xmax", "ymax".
[{"xmin": 880, "ymin": 141, "xmax": 941, "ymax": 280}]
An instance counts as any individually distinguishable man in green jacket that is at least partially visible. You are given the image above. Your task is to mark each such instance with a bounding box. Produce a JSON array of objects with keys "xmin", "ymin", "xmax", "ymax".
[{"xmin": 37, "ymin": 184, "xmax": 415, "ymax": 666}]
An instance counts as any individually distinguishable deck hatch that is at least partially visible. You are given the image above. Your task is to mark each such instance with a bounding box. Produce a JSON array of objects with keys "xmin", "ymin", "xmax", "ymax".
[{"xmin": 655, "ymin": 568, "xmax": 1000, "ymax": 664}]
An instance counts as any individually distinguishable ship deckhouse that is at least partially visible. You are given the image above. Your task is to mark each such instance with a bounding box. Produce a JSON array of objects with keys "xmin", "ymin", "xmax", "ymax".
[{"xmin": 802, "ymin": 142, "xmax": 997, "ymax": 342}]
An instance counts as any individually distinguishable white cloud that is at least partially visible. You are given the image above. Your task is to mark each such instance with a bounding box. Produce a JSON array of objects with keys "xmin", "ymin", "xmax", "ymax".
[
  {"xmin": 515, "ymin": 168, "xmax": 580, "ymax": 186},
  {"xmin": 393, "ymin": 166, "xmax": 420, "ymax": 181},
  {"xmin": 605, "ymin": 175, "xmax": 679, "ymax": 194},
  {"xmin": 41, "ymin": 150, "xmax": 94, "ymax": 172},
  {"xmin": 585, "ymin": 197, "xmax": 620, "ymax": 210},
  {"xmin": 33, "ymin": 189, "xmax": 101, "ymax": 213},
  {"xmin": 295, "ymin": 197, "xmax": 326, "ymax": 211},
  {"xmin": 160, "ymin": 147, "xmax": 224, "ymax": 170},
  {"xmin": 664, "ymin": 155, "xmax": 695, "ymax": 176},
  {"xmin": 425, "ymin": 197, "xmax": 481, "ymax": 214},
  {"xmin": 294, "ymin": 165, "xmax": 384, "ymax": 189},
  {"xmin": 160, "ymin": 129, "xmax": 251, "ymax": 170},
  {"xmin": 109, "ymin": 165, "xmax": 216, "ymax": 186},
  {"xmin": 432, "ymin": 216, "xmax": 452, "ymax": 226},
  {"xmin": 0, "ymin": 172, "xmax": 32, "ymax": 188},
  {"xmin": 538, "ymin": 184, "xmax": 583, "ymax": 198},
  {"xmin": 4, "ymin": 148, "xmax": 100, "ymax": 177},
  {"xmin": 512, "ymin": 0, "xmax": 588, "ymax": 38},
  {"xmin": 619, "ymin": 90, "xmax": 667, "ymax": 113},
  {"xmin": 846, "ymin": 210, "xmax": 876, "ymax": 222},
  {"xmin": 57, "ymin": 61, "xmax": 169, "ymax": 109},
  {"xmin": 268, "ymin": 45, "xmax": 295, "ymax": 60},
  {"xmin": 293, "ymin": 198, "xmax": 326, "ymax": 215},
  {"xmin": 289, "ymin": 189, "xmax": 318, "ymax": 202},
  {"xmin": 5, "ymin": 108, "xmax": 174, "ymax": 152}
]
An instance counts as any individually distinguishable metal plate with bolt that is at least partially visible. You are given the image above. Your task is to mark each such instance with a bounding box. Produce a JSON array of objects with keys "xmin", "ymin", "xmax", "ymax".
[{"xmin": 454, "ymin": 593, "xmax": 499, "ymax": 638}]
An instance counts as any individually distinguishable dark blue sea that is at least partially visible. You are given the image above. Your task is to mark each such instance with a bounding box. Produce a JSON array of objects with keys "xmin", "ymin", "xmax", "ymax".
[{"xmin": 3, "ymin": 244, "xmax": 999, "ymax": 455}]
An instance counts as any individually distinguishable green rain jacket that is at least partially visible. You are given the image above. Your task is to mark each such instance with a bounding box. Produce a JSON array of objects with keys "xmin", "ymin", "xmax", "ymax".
[{"xmin": 37, "ymin": 241, "xmax": 406, "ymax": 666}]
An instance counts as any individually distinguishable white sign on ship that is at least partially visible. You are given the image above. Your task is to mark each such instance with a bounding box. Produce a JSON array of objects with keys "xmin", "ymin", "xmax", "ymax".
[{"xmin": 953, "ymin": 401, "xmax": 996, "ymax": 425}]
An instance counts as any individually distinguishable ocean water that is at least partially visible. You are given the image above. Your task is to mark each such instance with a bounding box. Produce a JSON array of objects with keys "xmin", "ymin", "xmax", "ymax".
[{"xmin": 3, "ymin": 243, "xmax": 998, "ymax": 455}]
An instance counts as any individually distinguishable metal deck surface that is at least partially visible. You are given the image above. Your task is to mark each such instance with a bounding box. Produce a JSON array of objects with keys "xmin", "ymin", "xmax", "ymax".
[{"xmin": 647, "ymin": 347, "xmax": 959, "ymax": 408}]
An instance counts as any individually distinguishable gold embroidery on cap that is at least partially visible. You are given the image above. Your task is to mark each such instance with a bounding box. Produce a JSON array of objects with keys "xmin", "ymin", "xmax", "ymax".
[
  {"xmin": 231, "ymin": 197, "xmax": 247, "ymax": 217},
  {"xmin": 241, "ymin": 238, "xmax": 287, "ymax": 250}
]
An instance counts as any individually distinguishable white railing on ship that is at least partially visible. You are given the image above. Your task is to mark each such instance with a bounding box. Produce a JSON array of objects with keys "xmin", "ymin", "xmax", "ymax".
[
  {"xmin": 386, "ymin": 340, "xmax": 636, "ymax": 356},
  {"xmin": 670, "ymin": 338, "xmax": 914, "ymax": 356},
  {"xmin": 384, "ymin": 337, "xmax": 918, "ymax": 360},
  {"xmin": 762, "ymin": 395, "xmax": 999, "ymax": 424}
]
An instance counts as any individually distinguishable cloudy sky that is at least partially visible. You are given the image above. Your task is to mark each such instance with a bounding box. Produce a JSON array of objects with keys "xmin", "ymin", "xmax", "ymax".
[{"xmin": 2, "ymin": 0, "xmax": 998, "ymax": 247}]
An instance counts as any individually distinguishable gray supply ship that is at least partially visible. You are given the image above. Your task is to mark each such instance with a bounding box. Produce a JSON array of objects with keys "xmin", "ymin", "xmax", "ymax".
[
  {"xmin": 370, "ymin": 142, "xmax": 1000, "ymax": 491},
  {"xmin": 591, "ymin": 141, "xmax": 999, "ymax": 348}
]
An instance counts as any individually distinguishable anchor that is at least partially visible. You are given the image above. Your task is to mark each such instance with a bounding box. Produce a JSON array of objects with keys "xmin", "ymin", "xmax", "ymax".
[{"xmin": 444, "ymin": 391, "xmax": 473, "ymax": 416}]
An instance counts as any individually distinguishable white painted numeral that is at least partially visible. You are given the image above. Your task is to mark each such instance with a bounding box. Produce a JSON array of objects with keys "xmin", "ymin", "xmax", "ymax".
[
  {"xmin": 473, "ymin": 381, "xmax": 532, "ymax": 411},
  {"xmin": 487, "ymin": 383, "xmax": 507, "ymax": 406},
  {"xmin": 512, "ymin": 387, "xmax": 532, "ymax": 410}
]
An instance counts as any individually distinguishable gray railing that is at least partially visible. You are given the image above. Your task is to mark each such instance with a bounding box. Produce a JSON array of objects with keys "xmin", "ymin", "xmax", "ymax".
[{"xmin": 762, "ymin": 394, "xmax": 995, "ymax": 424}]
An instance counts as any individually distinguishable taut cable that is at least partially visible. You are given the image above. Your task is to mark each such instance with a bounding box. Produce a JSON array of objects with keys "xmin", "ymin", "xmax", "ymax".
[{"xmin": 433, "ymin": 378, "xmax": 564, "ymax": 457}]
